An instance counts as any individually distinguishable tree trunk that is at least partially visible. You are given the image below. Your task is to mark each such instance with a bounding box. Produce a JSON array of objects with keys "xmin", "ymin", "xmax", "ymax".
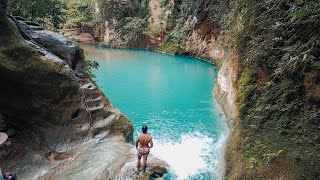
[{"xmin": 81, "ymin": 26, "xmax": 100, "ymax": 42}]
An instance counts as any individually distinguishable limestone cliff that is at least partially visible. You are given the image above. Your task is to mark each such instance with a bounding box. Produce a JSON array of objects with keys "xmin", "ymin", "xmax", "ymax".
[
  {"xmin": 65, "ymin": 0, "xmax": 231, "ymax": 65},
  {"xmin": 0, "ymin": 7, "xmax": 168, "ymax": 179}
]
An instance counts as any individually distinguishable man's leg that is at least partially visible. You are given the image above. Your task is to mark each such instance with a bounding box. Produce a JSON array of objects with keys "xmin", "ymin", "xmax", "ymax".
[
  {"xmin": 136, "ymin": 154, "xmax": 142, "ymax": 174},
  {"xmin": 142, "ymin": 155, "xmax": 148, "ymax": 173}
]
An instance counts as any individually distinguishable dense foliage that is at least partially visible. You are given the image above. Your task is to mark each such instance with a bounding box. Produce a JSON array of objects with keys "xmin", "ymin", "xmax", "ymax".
[
  {"xmin": 6, "ymin": 0, "xmax": 103, "ymax": 32},
  {"xmin": 64, "ymin": 0, "xmax": 95, "ymax": 29},
  {"xmin": 63, "ymin": 0, "xmax": 103, "ymax": 40},
  {"xmin": 6, "ymin": 0, "xmax": 65, "ymax": 29},
  {"xmin": 237, "ymin": 0, "xmax": 320, "ymax": 178},
  {"xmin": 83, "ymin": 58, "xmax": 99, "ymax": 83},
  {"xmin": 106, "ymin": 0, "xmax": 149, "ymax": 47},
  {"xmin": 157, "ymin": 0, "xmax": 232, "ymax": 55}
]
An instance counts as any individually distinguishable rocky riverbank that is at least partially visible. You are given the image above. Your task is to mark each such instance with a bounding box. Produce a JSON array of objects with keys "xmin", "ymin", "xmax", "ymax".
[{"xmin": 0, "ymin": 8, "xmax": 168, "ymax": 179}]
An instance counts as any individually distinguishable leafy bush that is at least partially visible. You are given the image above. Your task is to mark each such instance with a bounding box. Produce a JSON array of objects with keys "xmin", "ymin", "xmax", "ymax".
[
  {"xmin": 7, "ymin": 0, "xmax": 66, "ymax": 29},
  {"xmin": 64, "ymin": 0, "xmax": 105, "ymax": 41},
  {"xmin": 107, "ymin": 1, "xmax": 150, "ymax": 47},
  {"xmin": 158, "ymin": 41, "xmax": 180, "ymax": 54},
  {"xmin": 83, "ymin": 59, "xmax": 99, "ymax": 81},
  {"xmin": 64, "ymin": 0, "xmax": 95, "ymax": 29}
]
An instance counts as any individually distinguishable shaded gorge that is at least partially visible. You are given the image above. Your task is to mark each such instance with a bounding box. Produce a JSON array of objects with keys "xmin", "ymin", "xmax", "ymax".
[{"xmin": 83, "ymin": 45, "xmax": 229, "ymax": 180}]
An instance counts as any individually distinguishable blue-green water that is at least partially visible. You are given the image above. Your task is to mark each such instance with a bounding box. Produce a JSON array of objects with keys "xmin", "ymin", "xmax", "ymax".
[{"xmin": 84, "ymin": 46, "xmax": 228, "ymax": 180}]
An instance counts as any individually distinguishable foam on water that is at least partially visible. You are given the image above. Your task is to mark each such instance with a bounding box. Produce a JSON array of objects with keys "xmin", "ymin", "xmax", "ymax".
[{"xmin": 151, "ymin": 132, "xmax": 227, "ymax": 179}]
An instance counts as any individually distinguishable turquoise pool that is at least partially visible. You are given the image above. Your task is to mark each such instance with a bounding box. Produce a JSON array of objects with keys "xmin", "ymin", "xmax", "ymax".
[{"xmin": 84, "ymin": 46, "xmax": 228, "ymax": 180}]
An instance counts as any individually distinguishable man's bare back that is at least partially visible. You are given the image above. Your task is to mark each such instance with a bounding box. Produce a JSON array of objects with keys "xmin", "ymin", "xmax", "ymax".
[{"xmin": 137, "ymin": 134, "xmax": 153, "ymax": 148}]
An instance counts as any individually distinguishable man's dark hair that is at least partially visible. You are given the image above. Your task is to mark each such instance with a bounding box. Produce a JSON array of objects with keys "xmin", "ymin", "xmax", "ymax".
[{"xmin": 142, "ymin": 125, "xmax": 148, "ymax": 134}]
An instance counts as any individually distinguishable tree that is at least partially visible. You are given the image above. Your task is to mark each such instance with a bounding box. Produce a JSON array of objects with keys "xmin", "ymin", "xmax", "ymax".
[
  {"xmin": 7, "ymin": 0, "xmax": 66, "ymax": 29},
  {"xmin": 64, "ymin": 0, "xmax": 100, "ymax": 41}
]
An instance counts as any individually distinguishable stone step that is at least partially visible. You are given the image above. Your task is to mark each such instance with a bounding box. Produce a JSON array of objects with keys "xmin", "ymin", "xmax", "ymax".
[
  {"xmin": 82, "ymin": 89, "xmax": 100, "ymax": 98},
  {"xmin": 24, "ymin": 21, "xmax": 42, "ymax": 27},
  {"xmin": 14, "ymin": 16, "xmax": 27, "ymax": 21},
  {"xmin": 86, "ymin": 98, "xmax": 103, "ymax": 107},
  {"xmin": 75, "ymin": 123, "xmax": 90, "ymax": 132},
  {"xmin": 91, "ymin": 109, "xmax": 113, "ymax": 121},
  {"xmin": 79, "ymin": 78, "xmax": 89, "ymax": 84},
  {"xmin": 81, "ymin": 83, "xmax": 96, "ymax": 90},
  {"xmin": 87, "ymin": 103, "xmax": 105, "ymax": 112},
  {"xmin": 92, "ymin": 113, "xmax": 116, "ymax": 129},
  {"xmin": 85, "ymin": 96, "xmax": 102, "ymax": 102},
  {"xmin": 28, "ymin": 25, "xmax": 45, "ymax": 31}
]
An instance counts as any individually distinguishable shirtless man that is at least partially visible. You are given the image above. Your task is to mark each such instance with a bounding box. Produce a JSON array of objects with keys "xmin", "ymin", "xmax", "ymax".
[{"xmin": 135, "ymin": 125, "xmax": 153, "ymax": 174}]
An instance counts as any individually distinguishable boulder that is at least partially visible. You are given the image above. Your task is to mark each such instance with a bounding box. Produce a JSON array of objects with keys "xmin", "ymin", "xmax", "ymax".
[
  {"xmin": 115, "ymin": 151, "xmax": 169, "ymax": 179},
  {"xmin": 16, "ymin": 20, "xmax": 84, "ymax": 70}
]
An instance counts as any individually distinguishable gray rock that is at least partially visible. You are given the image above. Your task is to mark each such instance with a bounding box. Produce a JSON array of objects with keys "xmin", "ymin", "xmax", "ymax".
[
  {"xmin": 116, "ymin": 153, "xmax": 169, "ymax": 179},
  {"xmin": 16, "ymin": 20, "xmax": 83, "ymax": 69}
]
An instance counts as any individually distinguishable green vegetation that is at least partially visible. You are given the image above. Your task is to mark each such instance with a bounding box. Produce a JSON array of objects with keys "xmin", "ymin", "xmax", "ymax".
[
  {"xmin": 6, "ymin": 0, "xmax": 103, "ymax": 34},
  {"xmin": 64, "ymin": 0, "xmax": 104, "ymax": 40},
  {"xmin": 236, "ymin": 0, "xmax": 320, "ymax": 178},
  {"xmin": 82, "ymin": 58, "xmax": 99, "ymax": 81},
  {"xmin": 107, "ymin": 1, "xmax": 149, "ymax": 47},
  {"xmin": 157, "ymin": 41, "xmax": 180, "ymax": 55},
  {"xmin": 236, "ymin": 69, "xmax": 254, "ymax": 105},
  {"xmin": 121, "ymin": 17, "xmax": 148, "ymax": 47},
  {"xmin": 154, "ymin": 0, "xmax": 233, "ymax": 56},
  {"xmin": 64, "ymin": 0, "xmax": 95, "ymax": 29},
  {"xmin": 7, "ymin": 0, "xmax": 65, "ymax": 29}
]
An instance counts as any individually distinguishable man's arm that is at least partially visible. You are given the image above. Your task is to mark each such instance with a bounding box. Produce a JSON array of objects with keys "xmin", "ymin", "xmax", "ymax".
[
  {"xmin": 149, "ymin": 137, "xmax": 153, "ymax": 148},
  {"xmin": 135, "ymin": 136, "xmax": 139, "ymax": 149}
]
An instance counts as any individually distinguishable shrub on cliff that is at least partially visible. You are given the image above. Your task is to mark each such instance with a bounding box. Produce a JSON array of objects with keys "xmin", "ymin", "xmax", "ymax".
[
  {"xmin": 236, "ymin": 0, "xmax": 320, "ymax": 178},
  {"xmin": 111, "ymin": 2, "xmax": 150, "ymax": 47}
]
